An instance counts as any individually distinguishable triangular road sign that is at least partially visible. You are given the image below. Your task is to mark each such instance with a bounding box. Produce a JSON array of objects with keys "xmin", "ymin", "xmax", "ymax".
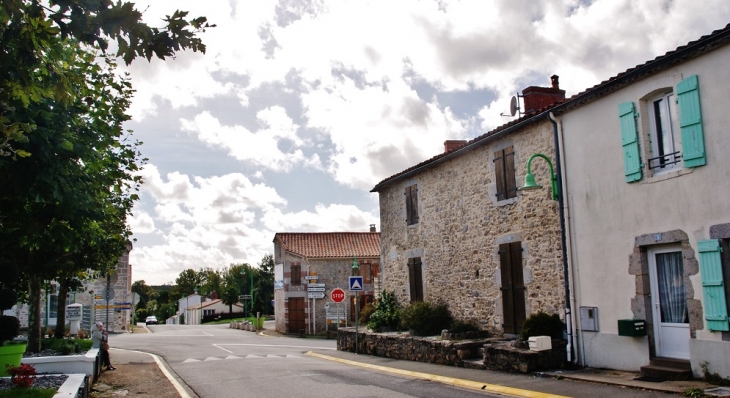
[{"xmin": 349, "ymin": 276, "xmax": 364, "ymax": 291}]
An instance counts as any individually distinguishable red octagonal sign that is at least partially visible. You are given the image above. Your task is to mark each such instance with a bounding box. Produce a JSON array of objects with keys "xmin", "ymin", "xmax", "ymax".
[{"xmin": 331, "ymin": 288, "xmax": 346, "ymax": 303}]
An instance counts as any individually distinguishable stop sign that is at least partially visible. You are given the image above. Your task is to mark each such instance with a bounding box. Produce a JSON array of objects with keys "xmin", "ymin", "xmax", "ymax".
[{"xmin": 331, "ymin": 288, "xmax": 346, "ymax": 303}]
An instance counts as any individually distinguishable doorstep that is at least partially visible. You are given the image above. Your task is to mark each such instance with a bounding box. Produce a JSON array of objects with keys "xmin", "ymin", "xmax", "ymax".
[{"xmin": 538, "ymin": 367, "xmax": 714, "ymax": 394}]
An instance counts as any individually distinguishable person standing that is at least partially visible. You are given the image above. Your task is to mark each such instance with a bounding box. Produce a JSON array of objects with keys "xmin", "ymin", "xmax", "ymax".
[{"xmin": 92, "ymin": 322, "xmax": 116, "ymax": 371}]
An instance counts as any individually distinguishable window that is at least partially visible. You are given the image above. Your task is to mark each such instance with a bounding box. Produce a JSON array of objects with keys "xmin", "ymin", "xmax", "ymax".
[
  {"xmin": 290, "ymin": 264, "xmax": 301, "ymax": 286},
  {"xmin": 407, "ymin": 258, "xmax": 424, "ymax": 302},
  {"xmin": 363, "ymin": 263, "xmax": 379, "ymax": 284},
  {"xmin": 49, "ymin": 295, "xmax": 58, "ymax": 319},
  {"xmin": 647, "ymin": 92, "xmax": 680, "ymax": 172},
  {"xmin": 494, "ymin": 146, "xmax": 517, "ymax": 200},
  {"xmin": 405, "ymin": 184, "xmax": 419, "ymax": 225},
  {"xmin": 619, "ymin": 75, "xmax": 706, "ymax": 183}
]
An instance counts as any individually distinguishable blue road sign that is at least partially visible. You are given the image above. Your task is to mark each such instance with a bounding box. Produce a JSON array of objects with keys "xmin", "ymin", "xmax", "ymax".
[{"xmin": 349, "ymin": 276, "xmax": 364, "ymax": 291}]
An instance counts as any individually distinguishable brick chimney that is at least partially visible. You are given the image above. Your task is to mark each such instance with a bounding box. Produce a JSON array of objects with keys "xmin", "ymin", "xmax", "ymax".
[
  {"xmin": 521, "ymin": 75, "xmax": 565, "ymax": 114},
  {"xmin": 369, "ymin": 224, "xmax": 376, "ymax": 232},
  {"xmin": 444, "ymin": 140, "xmax": 467, "ymax": 153}
]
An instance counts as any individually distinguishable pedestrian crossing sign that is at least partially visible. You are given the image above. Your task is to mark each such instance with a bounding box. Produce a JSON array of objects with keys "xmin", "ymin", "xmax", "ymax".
[{"xmin": 349, "ymin": 276, "xmax": 364, "ymax": 291}]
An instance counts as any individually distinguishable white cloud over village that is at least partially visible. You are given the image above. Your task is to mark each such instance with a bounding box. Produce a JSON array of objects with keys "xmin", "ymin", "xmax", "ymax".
[{"xmin": 122, "ymin": 0, "xmax": 730, "ymax": 284}]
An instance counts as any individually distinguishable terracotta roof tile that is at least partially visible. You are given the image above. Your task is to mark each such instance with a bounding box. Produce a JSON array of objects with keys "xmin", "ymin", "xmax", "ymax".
[{"xmin": 273, "ymin": 232, "xmax": 380, "ymax": 259}]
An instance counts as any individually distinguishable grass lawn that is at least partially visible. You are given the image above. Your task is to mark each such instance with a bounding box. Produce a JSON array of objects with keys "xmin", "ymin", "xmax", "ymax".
[
  {"xmin": 0, "ymin": 387, "xmax": 56, "ymax": 397},
  {"xmin": 204, "ymin": 316, "xmax": 265, "ymax": 328}
]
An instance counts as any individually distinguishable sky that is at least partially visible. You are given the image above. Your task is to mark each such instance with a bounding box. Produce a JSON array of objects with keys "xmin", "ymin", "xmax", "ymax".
[{"xmin": 121, "ymin": 0, "xmax": 730, "ymax": 285}]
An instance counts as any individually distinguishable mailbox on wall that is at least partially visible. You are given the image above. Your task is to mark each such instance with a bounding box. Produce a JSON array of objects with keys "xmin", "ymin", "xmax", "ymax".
[{"xmin": 618, "ymin": 319, "xmax": 647, "ymax": 336}]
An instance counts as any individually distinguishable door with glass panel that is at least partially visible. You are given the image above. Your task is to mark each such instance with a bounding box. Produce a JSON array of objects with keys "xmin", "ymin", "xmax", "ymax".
[{"xmin": 648, "ymin": 246, "xmax": 690, "ymax": 359}]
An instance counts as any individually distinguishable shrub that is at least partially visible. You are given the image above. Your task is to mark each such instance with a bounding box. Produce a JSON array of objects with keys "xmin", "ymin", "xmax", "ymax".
[
  {"xmin": 359, "ymin": 303, "xmax": 375, "ymax": 324},
  {"xmin": 5, "ymin": 364, "xmax": 36, "ymax": 388},
  {"xmin": 401, "ymin": 301, "xmax": 453, "ymax": 336},
  {"xmin": 367, "ymin": 291, "xmax": 401, "ymax": 331},
  {"xmin": 449, "ymin": 319, "xmax": 480, "ymax": 334},
  {"xmin": 520, "ymin": 311, "xmax": 565, "ymax": 340}
]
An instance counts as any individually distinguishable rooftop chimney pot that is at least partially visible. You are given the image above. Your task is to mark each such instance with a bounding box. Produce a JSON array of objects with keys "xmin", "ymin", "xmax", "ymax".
[
  {"xmin": 370, "ymin": 224, "xmax": 376, "ymax": 232},
  {"xmin": 551, "ymin": 75, "xmax": 560, "ymax": 89},
  {"xmin": 444, "ymin": 140, "xmax": 467, "ymax": 153}
]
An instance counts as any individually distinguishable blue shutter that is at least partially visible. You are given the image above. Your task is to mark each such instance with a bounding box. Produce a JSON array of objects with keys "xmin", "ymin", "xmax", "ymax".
[
  {"xmin": 618, "ymin": 102, "xmax": 642, "ymax": 182},
  {"xmin": 676, "ymin": 75, "xmax": 706, "ymax": 168},
  {"xmin": 698, "ymin": 239, "xmax": 729, "ymax": 331}
]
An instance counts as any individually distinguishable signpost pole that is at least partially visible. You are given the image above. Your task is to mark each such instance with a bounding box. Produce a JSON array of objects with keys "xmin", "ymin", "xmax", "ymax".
[
  {"xmin": 355, "ymin": 294, "xmax": 359, "ymax": 355},
  {"xmin": 313, "ymin": 298, "xmax": 316, "ymax": 336}
]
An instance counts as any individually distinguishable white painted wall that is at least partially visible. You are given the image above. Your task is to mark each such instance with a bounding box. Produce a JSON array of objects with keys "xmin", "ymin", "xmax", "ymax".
[{"xmin": 560, "ymin": 45, "xmax": 730, "ymax": 376}]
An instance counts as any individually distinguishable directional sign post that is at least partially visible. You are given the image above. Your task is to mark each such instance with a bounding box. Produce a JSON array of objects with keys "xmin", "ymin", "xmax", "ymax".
[{"xmin": 307, "ymin": 292, "xmax": 325, "ymax": 299}]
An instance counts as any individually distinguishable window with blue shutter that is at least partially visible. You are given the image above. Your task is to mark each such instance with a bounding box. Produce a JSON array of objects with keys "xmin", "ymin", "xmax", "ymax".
[
  {"xmin": 618, "ymin": 101, "xmax": 642, "ymax": 182},
  {"xmin": 698, "ymin": 239, "xmax": 729, "ymax": 331},
  {"xmin": 676, "ymin": 75, "xmax": 706, "ymax": 168}
]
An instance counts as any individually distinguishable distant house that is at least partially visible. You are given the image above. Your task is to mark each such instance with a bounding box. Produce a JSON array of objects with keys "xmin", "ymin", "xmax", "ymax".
[
  {"xmin": 187, "ymin": 299, "xmax": 243, "ymax": 325},
  {"xmin": 178, "ymin": 294, "xmax": 202, "ymax": 325},
  {"xmin": 553, "ymin": 24, "xmax": 730, "ymax": 378},
  {"xmin": 371, "ymin": 78, "xmax": 567, "ymax": 336},
  {"xmin": 273, "ymin": 228, "xmax": 380, "ymax": 334}
]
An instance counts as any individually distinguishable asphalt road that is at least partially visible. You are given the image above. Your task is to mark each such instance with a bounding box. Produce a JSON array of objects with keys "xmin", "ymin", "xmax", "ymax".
[{"xmin": 109, "ymin": 323, "xmax": 505, "ymax": 398}]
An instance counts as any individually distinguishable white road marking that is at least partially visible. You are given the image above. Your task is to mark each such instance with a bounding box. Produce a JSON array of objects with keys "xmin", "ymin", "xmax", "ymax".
[
  {"xmin": 212, "ymin": 344, "xmax": 233, "ymax": 354},
  {"xmin": 179, "ymin": 354, "xmax": 303, "ymax": 363},
  {"xmin": 204, "ymin": 357, "xmax": 222, "ymax": 361},
  {"xmin": 214, "ymin": 343, "xmax": 336, "ymax": 350},
  {"xmin": 182, "ymin": 358, "xmax": 200, "ymax": 363}
]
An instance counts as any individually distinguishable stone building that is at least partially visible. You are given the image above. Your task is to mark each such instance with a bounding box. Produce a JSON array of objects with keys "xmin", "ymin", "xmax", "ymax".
[
  {"xmin": 273, "ymin": 229, "xmax": 380, "ymax": 334},
  {"xmin": 4, "ymin": 243, "xmax": 133, "ymax": 333},
  {"xmin": 371, "ymin": 78, "xmax": 567, "ymax": 336}
]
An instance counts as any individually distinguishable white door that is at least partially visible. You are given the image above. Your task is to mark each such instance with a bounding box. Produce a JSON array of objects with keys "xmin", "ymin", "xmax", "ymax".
[{"xmin": 648, "ymin": 246, "xmax": 690, "ymax": 359}]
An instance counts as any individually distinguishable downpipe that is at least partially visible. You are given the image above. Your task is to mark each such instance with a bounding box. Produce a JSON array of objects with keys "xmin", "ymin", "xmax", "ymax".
[{"xmin": 549, "ymin": 111, "xmax": 574, "ymax": 364}]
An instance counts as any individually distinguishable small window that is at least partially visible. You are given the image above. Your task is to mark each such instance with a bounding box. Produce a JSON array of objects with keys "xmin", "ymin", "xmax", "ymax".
[
  {"xmin": 408, "ymin": 258, "xmax": 424, "ymax": 302},
  {"xmin": 363, "ymin": 263, "xmax": 379, "ymax": 284},
  {"xmin": 494, "ymin": 146, "xmax": 517, "ymax": 200},
  {"xmin": 290, "ymin": 264, "xmax": 301, "ymax": 286},
  {"xmin": 647, "ymin": 92, "xmax": 680, "ymax": 172},
  {"xmin": 405, "ymin": 184, "xmax": 419, "ymax": 225}
]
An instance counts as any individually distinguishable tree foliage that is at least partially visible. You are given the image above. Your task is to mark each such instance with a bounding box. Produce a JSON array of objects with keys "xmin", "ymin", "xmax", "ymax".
[
  {"xmin": 0, "ymin": 0, "xmax": 214, "ymax": 156},
  {"xmin": 0, "ymin": 43, "xmax": 143, "ymax": 352}
]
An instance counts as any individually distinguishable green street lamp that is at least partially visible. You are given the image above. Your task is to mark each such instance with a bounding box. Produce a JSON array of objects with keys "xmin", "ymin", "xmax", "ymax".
[
  {"xmin": 519, "ymin": 153, "xmax": 558, "ymax": 201},
  {"xmin": 352, "ymin": 256, "xmax": 360, "ymax": 355}
]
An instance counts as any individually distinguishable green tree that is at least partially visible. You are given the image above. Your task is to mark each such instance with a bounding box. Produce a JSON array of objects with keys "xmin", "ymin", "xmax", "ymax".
[
  {"xmin": 220, "ymin": 286, "xmax": 239, "ymax": 316},
  {"xmin": 253, "ymin": 254, "xmax": 274, "ymax": 315},
  {"xmin": 0, "ymin": 0, "xmax": 213, "ymax": 156},
  {"xmin": 132, "ymin": 280, "xmax": 156, "ymax": 309},
  {"xmin": 0, "ymin": 44, "xmax": 142, "ymax": 352},
  {"xmin": 175, "ymin": 269, "xmax": 201, "ymax": 296}
]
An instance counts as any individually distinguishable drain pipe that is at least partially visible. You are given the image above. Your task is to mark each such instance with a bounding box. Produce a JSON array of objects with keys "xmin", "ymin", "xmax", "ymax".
[{"xmin": 548, "ymin": 111, "xmax": 574, "ymax": 364}]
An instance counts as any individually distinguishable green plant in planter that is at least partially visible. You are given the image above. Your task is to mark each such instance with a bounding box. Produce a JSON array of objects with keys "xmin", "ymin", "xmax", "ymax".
[
  {"xmin": 401, "ymin": 301, "xmax": 453, "ymax": 336},
  {"xmin": 0, "ymin": 263, "xmax": 25, "ymax": 377},
  {"xmin": 367, "ymin": 291, "xmax": 401, "ymax": 331},
  {"xmin": 520, "ymin": 311, "xmax": 565, "ymax": 340}
]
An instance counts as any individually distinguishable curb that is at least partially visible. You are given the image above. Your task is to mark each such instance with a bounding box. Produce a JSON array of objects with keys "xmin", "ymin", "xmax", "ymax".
[{"xmin": 306, "ymin": 351, "xmax": 570, "ymax": 398}]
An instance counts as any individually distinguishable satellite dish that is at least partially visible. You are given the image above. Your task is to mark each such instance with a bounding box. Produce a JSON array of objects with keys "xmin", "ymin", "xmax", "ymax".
[{"xmin": 509, "ymin": 96, "xmax": 520, "ymax": 117}]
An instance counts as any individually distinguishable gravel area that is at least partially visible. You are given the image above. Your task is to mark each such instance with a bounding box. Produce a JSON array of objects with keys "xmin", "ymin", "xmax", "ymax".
[{"xmin": 0, "ymin": 374, "xmax": 68, "ymax": 391}]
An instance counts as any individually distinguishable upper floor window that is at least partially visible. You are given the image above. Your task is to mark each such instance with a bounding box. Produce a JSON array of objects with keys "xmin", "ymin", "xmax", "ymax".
[
  {"xmin": 494, "ymin": 146, "xmax": 517, "ymax": 200},
  {"xmin": 647, "ymin": 92, "xmax": 680, "ymax": 173},
  {"xmin": 618, "ymin": 74, "xmax": 706, "ymax": 183},
  {"xmin": 405, "ymin": 184, "xmax": 419, "ymax": 225},
  {"xmin": 290, "ymin": 264, "xmax": 301, "ymax": 286}
]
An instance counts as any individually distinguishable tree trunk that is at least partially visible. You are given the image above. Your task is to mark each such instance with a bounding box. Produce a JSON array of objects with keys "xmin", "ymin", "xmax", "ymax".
[
  {"xmin": 54, "ymin": 277, "xmax": 70, "ymax": 338},
  {"xmin": 27, "ymin": 275, "xmax": 43, "ymax": 353}
]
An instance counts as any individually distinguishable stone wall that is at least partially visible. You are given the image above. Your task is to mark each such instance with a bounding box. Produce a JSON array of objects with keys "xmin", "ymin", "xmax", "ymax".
[
  {"xmin": 337, "ymin": 328, "xmax": 489, "ymax": 366},
  {"xmin": 337, "ymin": 328, "xmax": 568, "ymax": 373},
  {"xmin": 377, "ymin": 119, "xmax": 565, "ymax": 335}
]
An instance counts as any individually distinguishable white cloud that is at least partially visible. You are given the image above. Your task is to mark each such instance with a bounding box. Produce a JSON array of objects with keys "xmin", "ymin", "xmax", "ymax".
[{"xmin": 122, "ymin": 0, "xmax": 730, "ymax": 284}]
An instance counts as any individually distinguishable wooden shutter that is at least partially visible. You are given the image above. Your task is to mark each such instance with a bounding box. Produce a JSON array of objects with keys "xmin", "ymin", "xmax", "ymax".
[
  {"xmin": 408, "ymin": 258, "xmax": 423, "ymax": 302},
  {"xmin": 499, "ymin": 242, "xmax": 526, "ymax": 334},
  {"xmin": 676, "ymin": 75, "xmax": 706, "ymax": 168},
  {"xmin": 619, "ymin": 101, "xmax": 642, "ymax": 182},
  {"xmin": 405, "ymin": 185, "xmax": 419, "ymax": 225},
  {"xmin": 372, "ymin": 263, "xmax": 379, "ymax": 278},
  {"xmin": 504, "ymin": 146, "xmax": 517, "ymax": 199},
  {"xmin": 290, "ymin": 264, "xmax": 301, "ymax": 286},
  {"xmin": 698, "ymin": 239, "xmax": 729, "ymax": 331},
  {"xmin": 494, "ymin": 149, "xmax": 506, "ymax": 200},
  {"xmin": 363, "ymin": 263, "xmax": 371, "ymax": 284}
]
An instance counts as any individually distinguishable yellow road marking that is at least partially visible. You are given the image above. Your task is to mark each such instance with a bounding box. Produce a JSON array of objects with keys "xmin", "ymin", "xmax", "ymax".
[{"xmin": 306, "ymin": 351, "xmax": 570, "ymax": 398}]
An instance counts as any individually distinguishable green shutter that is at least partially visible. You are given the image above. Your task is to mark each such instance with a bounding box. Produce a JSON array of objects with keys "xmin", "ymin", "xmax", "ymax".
[
  {"xmin": 698, "ymin": 239, "xmax": 729, "ymax": 331},
  {"xmin": 676, "ymin": 75, "xmax": 706, "ymax": 168},
  {"xmin": 618, "ymin": 101, "xmax": 642, "ymax": 182}
]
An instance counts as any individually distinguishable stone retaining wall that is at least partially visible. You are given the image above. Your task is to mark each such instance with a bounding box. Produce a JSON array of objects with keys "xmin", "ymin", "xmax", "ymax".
[{"xmin": 338, "ymin": 328, "xmax": 568, "ymax": 373}]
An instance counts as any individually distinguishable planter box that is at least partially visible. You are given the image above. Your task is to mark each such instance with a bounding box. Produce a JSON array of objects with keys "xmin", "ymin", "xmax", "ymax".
[
  {"xmin": 0, "ymin": 342, "xmax": 27, "ymax": 376},
  {"xmin": 23, "ymin": 348, "xmax": 101, "ymax": 381}
]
